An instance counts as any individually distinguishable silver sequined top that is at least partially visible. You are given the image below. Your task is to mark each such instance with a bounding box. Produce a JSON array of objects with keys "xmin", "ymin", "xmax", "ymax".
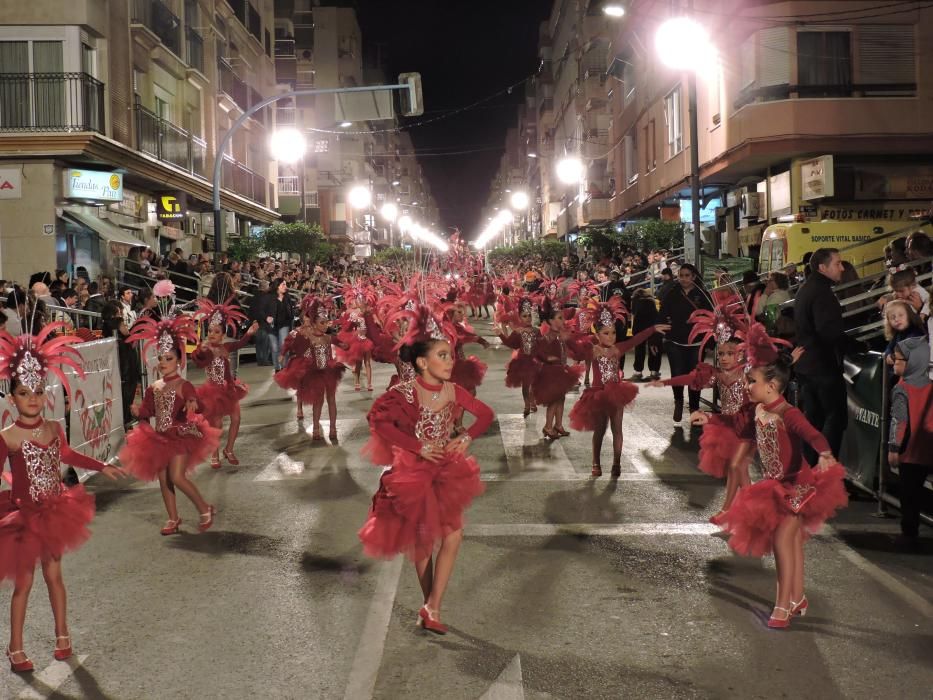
[
  {"xmin": 206, "ymin": 356, "xmax": 226, "ymax": 384},
  {"xmin": 718, "ymin": 376, "xmax": 748, "ymax": 416},
  {"xmin": 518, "ymin": 327, "xmax": 538, "ymax": 355},
  {"xmin": 756, "ymin": 409, "xmax": 784, "ymax": 480},
  {"xmin": 155, "ymin": 389, "xmax": 177, "ymax": 433},
  {"xmin": 304, "ymin": 342, "xmax": 331, "ymax": 369},
  {"xmin": 415, "ymin": 402, "xmax": 455, "ymax": 447},
  {"xmin": 22, "ymin": 438, "xmax": 64, "ymax": 501},
  {"xmin": 595, "ymin": 355, "xmax": 619, "ymax": 384}
]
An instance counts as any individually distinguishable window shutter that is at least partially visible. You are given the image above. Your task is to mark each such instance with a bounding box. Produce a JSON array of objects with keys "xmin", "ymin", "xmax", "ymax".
[
  {"xmin": 759, "ymin": 27, "xmax": 790, "ymax": 86},
  {"xmin": 858, "ymin": 25, "xmax": 914, "ymax": 84},
  {"xmin": 740, "ymin": 34, "xmax": 755, "ymax": 88}
]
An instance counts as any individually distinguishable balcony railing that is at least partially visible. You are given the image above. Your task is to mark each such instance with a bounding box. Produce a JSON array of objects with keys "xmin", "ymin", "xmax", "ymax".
[
  {"xmin": 222, "ymin": 156, "xmax": 267, "ymax": 206},
  {"xmin": 186, "ymin": 27, "xmax": 204, "ymax": 73},
  {"xmin": 131, "ymin": 0, "xmax": 182, "ymax": 58},
  {"xmin": 733, "ymin": 82, "xmax": 917, "ymax": 110},
  {"xmin": 0, "ymin": 73, "xmax": 104, "ymax": 133},
  {"xmin": 218, "ymin": 58, "xmax": 249, "ymax": 113},
  {"xmin": 135, "ymin": 103, "xmax": 206, "ymax": 177},
  {"xmin": 277, "ymin": 175, "xmax": 299, "ymax": 194}
]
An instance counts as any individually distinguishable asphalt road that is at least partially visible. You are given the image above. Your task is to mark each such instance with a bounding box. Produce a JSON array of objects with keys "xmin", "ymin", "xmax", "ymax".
[{"xmin": 4, "ymin": 318, "xmax": 931, "ymax": 700}]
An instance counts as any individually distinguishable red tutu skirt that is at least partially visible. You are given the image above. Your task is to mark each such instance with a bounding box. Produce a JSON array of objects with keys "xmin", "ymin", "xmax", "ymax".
[
  {"xmin": 451, "ymin": 356, "xmax": 487, "ymax": 391},
  {"xmin": 534, "ymin": 363, "xmax": 584, "ymax": 406},
  {"xmin": 358, "ymin": 449, "xmax": 484, "ymax": 561},
  {"xmin": 0, "ymin": 486, "xmax": 96, "ymax": 582},
  {"xmin": 197, "ymin": 380, "xmax": 248, "ymax": 423},
  {"xmin": 505, "ymin": 353, "xmax": 540, "ymax": 388},
  {"xmin": 567, "ymin": 334, "xmax": 594, "ymax": 362},
  {"xmin": 722, "ymin": 464, "xmax": 849, "ymax": 557},
  {"xmin": 371, "ymin": 331, "xmax": 397, "ymax": 365},
  {"xmin": 697, "ymin": 421, "xmax": 754, "ymax": 479},
  {"xmin": 335, "ymin": 332, "xmax": 374, "ymax": 366},
  {"xmin": 569, "ymin": 381, "xmax": 639, "ymax": 431},
  {"xmin": 484, "ymin": 291, "xmax": 496, "ymax": 305},
  {"xmin": 275, "ymin": 357, "xmax": 346, "ymax": 405},
  {"xmin": 119, "ymin": 417, "xmax": 222, "ymax": 481}
]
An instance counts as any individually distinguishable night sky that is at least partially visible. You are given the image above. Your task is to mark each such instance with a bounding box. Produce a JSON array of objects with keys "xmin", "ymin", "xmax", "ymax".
[{"xmin": 354, "ymin": 0, "xmax": 553, "ymax": 237}]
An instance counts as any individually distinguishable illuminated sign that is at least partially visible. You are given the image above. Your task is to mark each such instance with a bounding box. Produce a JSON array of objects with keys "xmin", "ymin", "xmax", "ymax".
[
  {"xmin": 64, "ymin": 169, "xmax": 123, "ymax": 201},
  {"xmin": 157, "ymin": 192, "xmax": 186, "ymax": 221}
]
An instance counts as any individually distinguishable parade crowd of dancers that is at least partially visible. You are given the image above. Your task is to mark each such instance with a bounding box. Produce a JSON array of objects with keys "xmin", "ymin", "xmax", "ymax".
[{"xmin": 1, "ymin": 257, "xmax": 853, "ymax": 673}]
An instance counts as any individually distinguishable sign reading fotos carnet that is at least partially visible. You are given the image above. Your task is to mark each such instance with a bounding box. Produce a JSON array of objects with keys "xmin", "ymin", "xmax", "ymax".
[{"xmin": 64, "ymin": 168, "xmax": 124, "ymax": 202}]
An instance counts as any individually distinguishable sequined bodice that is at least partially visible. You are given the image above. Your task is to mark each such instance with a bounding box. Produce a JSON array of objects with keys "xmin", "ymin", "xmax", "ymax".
[
  {"xmin": 207, "ymin": 356, "xmax": 226, "ymax": 384},
  {"xmin": 351, "ymin": 311, "xmax": 367, "ymax": 339},
  {"xmin": 719, "ymin": 377, "xmax": 747, "ymax": 415},
  {"xmin": 22, "ymin": 438, "xmax": 64, "ymax": 501},
  {"xmin": 518, "ymin": 327, "xmax": 537, "ymax": 355},
  {"xmin": 456, "ymin": 344, "xmax": 466, "ymax": 360},
  {"xmin": 756, "ymin": 411, "xmax": 785, "ymax": 480},
  {"xmin": 596, "ymin": 355, "xmax": 619, "ymax": 384},
  {"xmin": 415, "ymin": 403, "xmax": 456, "ymax": 447},
  {"xmin": 154, "ymin": 389, "xmax": 177, "ymax": 433},
  {"xmin": 305, "ymin": 341, "xmax": 330, "ymax": 369}
]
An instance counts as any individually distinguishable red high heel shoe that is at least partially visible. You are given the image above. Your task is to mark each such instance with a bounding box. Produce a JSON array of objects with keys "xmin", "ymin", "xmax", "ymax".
[
  {"xmin": 709, "ymin": 511, "xmax": 727, "ymax": 525},
  {"xmin": 53, "ymin": 635, "xmax": 72, "ymax": 661},
  {"xmin": 555, "ymin": 427, "xmax": 570, "ymax": 437},
  {"xmin": 160, "ymin": 518, "xmax": 181, "ymax": 536},
  {"xmin": 6, "ymin": 648, "xmax": 34, "ymax": 673},
  {"xmin": 329, "ymin": 427, "xmax": 339, "ymax": 441},
  {"xmin": 418, "ymin": 605, "xmax": 448, "ymax": 635},
  {"xmin": 591, "ymin": 464, "xmax": 602, "ymax": 478},
  {"xmin": 767, "ymin": 606, "xmax": 792, "ymax": 629},
  {"xmin": 222, "ymin": 449, "xmax": 239, "ymax": 466},
  {"xmin": 198, "ymin": 505, "xmax": 216, "ymax": 532},
  {"xmin": 543, "ymin": 428, "xmax": 558, "ymax": 440},
  {"xmin": 791, "ymin": 595, "xmax": 809, "ymax": 617}
]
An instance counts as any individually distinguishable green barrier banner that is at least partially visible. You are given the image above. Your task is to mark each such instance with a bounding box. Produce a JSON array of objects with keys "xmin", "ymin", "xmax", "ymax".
[{"xmin": 839, "ymin": 352, "xmax": 884, "ymax": 491}]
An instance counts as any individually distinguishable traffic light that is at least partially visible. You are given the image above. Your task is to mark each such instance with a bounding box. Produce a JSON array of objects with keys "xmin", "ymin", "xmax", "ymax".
[{"xmin": 398, "ymin": 72, "xmax": 424, "ymax": 117}]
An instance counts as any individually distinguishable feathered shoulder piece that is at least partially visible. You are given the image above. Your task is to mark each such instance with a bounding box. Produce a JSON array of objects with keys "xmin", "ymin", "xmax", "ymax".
[
  {"xmin": 0, "ymin": 322, "xmax": 84, "ymax": 394},
  {"xmin": 300, "ymin": 294, "xmax": 334, "ymax": 323},
  {"xmin": 740, "ymin": 322, "xmax": 791, "ymax": 369},
  {"xmin": 387, "ymin": 303, "xmax": 457, "ymax": 350},
  {"xmin": 342, "ymin": 282, "xmax": 377, "ymax": 308},
  {"xmin": 592, "ymin": 296, "xmax": 628, "ymax": 329},
  {"xmin": 126, "ymin": 315, "xmax": 197, "ymax": 364},
  {"xmin": 567, "ymin": 279, "xmax": 599, "ymax": 301},
  {"xmin": 196, "ymin": 296, "xmax": 246, "ymax": 334},
  {"xmin": 687, "ymin": 289, "xmax": 748, "ymax": 355}
]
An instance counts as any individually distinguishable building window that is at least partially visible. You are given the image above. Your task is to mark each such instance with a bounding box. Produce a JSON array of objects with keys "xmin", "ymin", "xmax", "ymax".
[
  {"xmin": 624, "ymin": 129, "xmax": 638, "ymax": 186},
  {"xmin": 312, "ymin": 138, "xmax": 328, "ymax": 153},
  {"xmin": 622, "ymin": 59, "xmax": 635, "ymax": 109},
  {"xmin": 664, "ymin": 86, "xmax": 683, "ymax": 158},
  {"xmin": 797, "ymin": 31, "xmax": 851, "ymax": 96},
  {"xmin": 643, "ymin": 119, "xmax": 656, "ymax": 172}
]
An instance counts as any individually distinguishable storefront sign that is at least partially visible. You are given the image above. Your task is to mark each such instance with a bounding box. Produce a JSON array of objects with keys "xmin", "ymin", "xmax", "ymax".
[
  {"xmin": 157, "ymin": 192, "xmax": 187, "ymax": 221},
  {"xmin": 769, "ymin": 171, "xmax": 791, "ymax": 217},
  {"xmin": 816, "ymin": 204, "xmax": 930, "ymax": 221},
  {"xmin": 65, "ymin": 169, "xmax": 123, "ymax": 202},
  {"xmin": 800, "ymin": 155, "xmax": 834, "ymax": 201},
  {"xmin": 0, "ymin": 168, "xmax": 22, "ymax": 199}
]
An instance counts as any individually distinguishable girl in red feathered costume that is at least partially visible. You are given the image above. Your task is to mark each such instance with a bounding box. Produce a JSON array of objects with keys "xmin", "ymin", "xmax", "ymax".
[
  {"xmin": 535, "ymin": 308, "xmax": 583, "ymax": 439},
  {"xmin": 496, "ymin": 295, "xmax": 542, "ymax": 417},
  {"xmin": 650, "ymin": 290, "xmax": 753, "ymax": 521},
  {"xmin": 119, "ymin": 314, "xmax": 221, "ymax": 535},
  {"xmin": 192, "ymin": 297, "xmax": 259, "ymax": 468},
  {"xmin": 569, "ymin": 298, "xmax": 670, "ymax": 477},
  {"xmin": 566, "ymin": 280, "xmax": 600, "ymax": 387},
  {"xmin": 0, "ymin": 323, "xmax": 127, "ymax": 673},
  {"xmin": 336, "ymin": 285, "xmax": 377, "ymax": 392},
  {"xmin": 275, "ymin": 296, "xmax": 347, "ymax": 441},
  {"xmin": 692, "ymin": 323, "xmax": 848, "ymax": 629},
  {"xmin": 358, "ymin": 303, "xmax": 493, "ymax": 635},
  {"xmin": 447, "ymin": 301, "xmax": 490, "ymax": 395}
]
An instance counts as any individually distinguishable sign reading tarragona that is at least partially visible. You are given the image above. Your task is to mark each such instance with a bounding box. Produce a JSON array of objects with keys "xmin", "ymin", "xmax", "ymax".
[{"xmin": 64, "ymin": 169, "xmax": 123, "ymax": 201}]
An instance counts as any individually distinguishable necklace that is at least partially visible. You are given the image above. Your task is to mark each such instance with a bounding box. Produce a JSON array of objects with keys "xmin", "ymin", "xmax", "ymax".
[
  {"xmin": 15, "ymin": 418, "xmax": 44, "ymax": 439},
  {"xmin": 417, "ymin": 377, "xmax": 443, "ymax": 402}
]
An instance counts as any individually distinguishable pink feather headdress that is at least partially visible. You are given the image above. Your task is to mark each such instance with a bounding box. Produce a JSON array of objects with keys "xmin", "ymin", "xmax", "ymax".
[
  {"xmin": 0, "ymin": 322, "xmax": 85, "ymax": 394},
  {"xmin": 387, "ymin": 303, "xmax": 457, "ymax": 350},
  {"xmin": 196, "ymin": 296, "xmax": 247, "ymax": 334},
  {"xmin": 300, "ymin": 295, "xmax": 333, "ymax": 323},
  {"xmin": 591, "ymin": 296, "xmax": 628, "ymax": 330}
]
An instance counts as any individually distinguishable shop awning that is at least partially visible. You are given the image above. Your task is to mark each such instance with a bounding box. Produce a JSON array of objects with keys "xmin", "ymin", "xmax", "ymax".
[{"xmin": 61, "ymin": 208, "xmax": 146, "ymax": 247}]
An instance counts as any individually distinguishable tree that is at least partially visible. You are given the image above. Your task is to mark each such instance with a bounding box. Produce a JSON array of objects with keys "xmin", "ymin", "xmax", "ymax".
[
  {"xmin": 259, "ymin": 222, "xmax": 327, "ymax": 264},
  {"xmin": 227, "ymin": 234, "xmax": 264, "ymax": 262},
  {"xmin": 618, "ymin": 220, "xmax": 685, "ymax": 251},
  {"xmin": 372, "ymin": 247, "xmax": 414, "ymax": 266},
  {"xmin": 486, "ymin": 238, "xmax": 566, "ymax": 266}
]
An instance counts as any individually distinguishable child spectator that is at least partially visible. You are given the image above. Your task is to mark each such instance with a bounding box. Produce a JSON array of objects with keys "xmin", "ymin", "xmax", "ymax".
[
  {"xmin": 877, "ymin": 268, "xmax": 929, "ymax": 318},
  {"xmin": 887, "ymin": 337, "xmax": 933, "ymax": 541},
  {"xmin": 882, "ymin": 300, "xmax": 926, "ymax": 365}
]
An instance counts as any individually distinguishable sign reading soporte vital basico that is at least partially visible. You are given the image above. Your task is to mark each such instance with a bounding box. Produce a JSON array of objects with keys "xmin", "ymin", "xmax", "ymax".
[{"xmin": 64, "ymin": 168, "xmax": 123, "ymax": 202}]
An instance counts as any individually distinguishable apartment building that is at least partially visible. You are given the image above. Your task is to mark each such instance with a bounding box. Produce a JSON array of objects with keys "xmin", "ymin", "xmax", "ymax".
[
  {"xmin": 0, "ymin": 0, "xmax": 280, "ymax": 284},
  {"xmin": 605, "ymin": 0, "xmax": 933, "ymax": 259},
  {"xmin": 273, "ymin": 2, "xmax": 438, "ymax": 255}
]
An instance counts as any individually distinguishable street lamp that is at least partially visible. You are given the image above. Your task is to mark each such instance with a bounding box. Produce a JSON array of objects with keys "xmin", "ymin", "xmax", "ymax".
[
  {"xmin": 380, "ymin": 202, "xmax": 398, "ymax": 221},
  {"xmin": 398, "ymin": 215, "xmax": 413, "ymax": 234},
  {"xmin": 556, "ymin": 157, "xmax": 585, "ymax": 185},
  {"xmin": 269, "ymin": 128, "xmax": 307, "ymax": 163},
  {"xmin": 603, "ymin": 4, "xmax": 626, "ymax": 18},
  {"xmin": 656, "ymin": 16, "xmax": 716, "ymax": 272},
  {"xmin": 348, "ymin": 185, "xmax": 372, "ymax": 209},
  {"xmin": 510, "ymin": 191, "xmax": 530, "ymax": 210}
]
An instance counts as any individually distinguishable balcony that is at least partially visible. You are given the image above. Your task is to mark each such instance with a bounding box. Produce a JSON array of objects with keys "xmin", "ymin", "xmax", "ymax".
[
  {"xmin": 582, "ymin": 196, "xmax": 611, "ymax": 225},
  {"xmin": 186, "ymin": 27, "xmax": 204, "ymax": 74},
  {"xmin": 277, "ymin": 175, "xmax": 299, "ymax": 194},
  {"xmin": 0, "ymin": 73, "xmax": 104, "ymax": 133},
  {"xmin": 218, "ymin": 58, "xmax": 249, "ymax": 113},
  {"xmin": 222, "ymin": 156, "xmax": 267, "ymax": 206},
  {"xmin": 135, "ymin": 103, "xmax": 206, "ymax": 177},
  {"xmin": 131, "ymin": 0, "xmax": 182, "ymax": 58},
  {"xmin": 733, "ymin": 82, "xmax": 917, "ymax": 111}
]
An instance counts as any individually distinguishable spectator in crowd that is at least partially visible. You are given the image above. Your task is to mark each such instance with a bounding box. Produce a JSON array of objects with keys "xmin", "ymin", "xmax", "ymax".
[
  {"xmin": 135, "ymin": 288, "xmax": 160, "ymax": 322},
  {"xmin": 55, "ymin": 269, "xmax": 69, "ymax": 286},
  {"xmin": 249, "ymin": 280, "xmax": 273, "ymax": 366},
  {"xmin": 99, "ymin": 275, "xmax": 115, "ymax": 300},
  {"xmin": 741, "ymin": 270, "xmax": 764, "ymax": 317},
  {"xmin": 630, "ymin": 287, "xmax": 662, "ymax": 381},
  {"xmin": 101, "ymin": 301, "xmax": 141, "ymax": 427},
  {"xmin": 84, "ymin": 282, "xmax": 105, "ymax": 327},
  {"xmin": 4, "ymin": 288, "xmax": 25, "ymax": 337},
  {"xmin": 265, "ymin": 278, "xmax": 295, "ymax": 371},
  {"xmin": 118, "ymin": 286, "xmax": 137, "ymax": 327},
  {"xmin": 877, "ymin": 268, "xmax": 930, "ymax": 318},
  {"xmin": 754, "ymin": 272, "xmax": 791, "ymax": 320},
  {"xmin": 793, "ymin": 248, "xmax": 861, "ymax": 462},
  {"xmin": 656, "ymin": 267, "xmax": 675, "ymax": 301},
  {"xmin": 31, "ymin": 281, "xmax": 56, "ymax": 307}
]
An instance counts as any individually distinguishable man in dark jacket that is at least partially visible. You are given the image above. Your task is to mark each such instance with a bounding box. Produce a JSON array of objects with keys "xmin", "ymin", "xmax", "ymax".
[
  {"xmin": 248, "ymin": 280, "xmax": 274, "ymax": 366},
  {"xmin": 794, "ymin": 248, "xmax": 858, "ymax": 461}
]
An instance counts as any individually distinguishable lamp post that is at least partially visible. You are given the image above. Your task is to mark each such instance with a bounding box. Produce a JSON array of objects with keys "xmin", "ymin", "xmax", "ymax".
[
  {"xmin": 655, "ymin": 16, "xmax": 716, "ymax": 275},
  {"xmin": 269, "ymin": 127, "xmax": 308, "ymax": 224}
]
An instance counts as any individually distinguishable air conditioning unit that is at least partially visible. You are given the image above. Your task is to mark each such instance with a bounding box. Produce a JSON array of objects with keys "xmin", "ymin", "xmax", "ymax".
[
  {"xmin": 186, "ymin": 215, "xmax": 200, "ymax": 237},
  {"xmin": 224, "ymin": 211, "xmax": 239, "ymax": 237},
  {"xmin": 741, "ymin": 192, "xmax": 763, "ymax": 219}
]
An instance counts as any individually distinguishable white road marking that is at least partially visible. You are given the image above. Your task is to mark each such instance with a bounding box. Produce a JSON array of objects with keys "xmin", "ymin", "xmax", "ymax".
[
  {"xmin": 825, "ymin": 526, "xmax": 933, "ymax": 620},
  {"xmin": 479, "ymin": 654, "xmax": 525, "ymax": 700},
  {"xmin": 498, "ymin": 414, "xmax": 578, "ymax": 480},
  {"xmin": 342, "ymin": 557, "xmax": 404, "ymax": 700},
  {"xmin": 16, "ymin": 654, "xmax": 89, "ymax": 699},
  {"xmin": 467, "ymin": 523, "xmax": 719, "ymax": 537},
  {"xmin": 621, "ymin": 411, "xmax": 698, "ymax": 475}
]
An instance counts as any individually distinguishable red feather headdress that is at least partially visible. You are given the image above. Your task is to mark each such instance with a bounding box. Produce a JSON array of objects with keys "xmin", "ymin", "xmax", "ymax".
[
  {"xmin": 567, "ymin": 279, "xmax": 600, "ymax": 302},
  {"xmin": 740, "ymin": 322, "xmax": 791, "ymax": 369},
  {"xmin": 387, "ymin": 303, "xmax": 457, "ymax": 351},
  {"xmin": 125, "ymin": 315, "xmax": 198, "ymax": 365},
  {"xmin": 196, "ymin": 296, "xmax": 247, "ymax": 334},
  {"xmin": 591, "ymin": 296, "xmax": 628, "ymax": 330},
  {"xmin": 300, "ymin": 294, "xmax": 334, "ymax": 323},
  {"xmin": 687, "ymin": 289, "xmax": 749, "ymax": 355},
  {"xmin": 0, "ymin": 322, "xmax": 85, "ymax": 394}
]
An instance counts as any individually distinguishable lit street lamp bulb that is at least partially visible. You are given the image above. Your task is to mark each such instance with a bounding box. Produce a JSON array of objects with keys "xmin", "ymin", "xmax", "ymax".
[
  {"xmin": 496, "ymin": 210, "xmax": 514, "ymax": 225},
  {"xmin": 269, "ymin": 128, "xmax": 307, "ymax": 163},
  {"xmin": 398, "ymin": 215, "xmax": 413, "ymax": 233},
  {"xmin": 603, "ymin": 4, "xmax": 625, "ymax": 18},
  {"xmin": 656, "ymin": 17, "xmax": 714, "ymax": 72},
  {"xmin": 556, "ymin": 157, "xmax": 585, "ymax": 184},
  {"xmin": 510, "ymin": 191, "xmax": 530, "ymax": 210},
  {"xmin": 381, "ymin": 202, "xmax": 399, "ymax": 222},
  {"xmin": 340, "ymin": 121, "xmax": 353, "ymax": 128},
  {"xmin": 348, "ymin": 185, "xmax": 372, "ymax": 209}
]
